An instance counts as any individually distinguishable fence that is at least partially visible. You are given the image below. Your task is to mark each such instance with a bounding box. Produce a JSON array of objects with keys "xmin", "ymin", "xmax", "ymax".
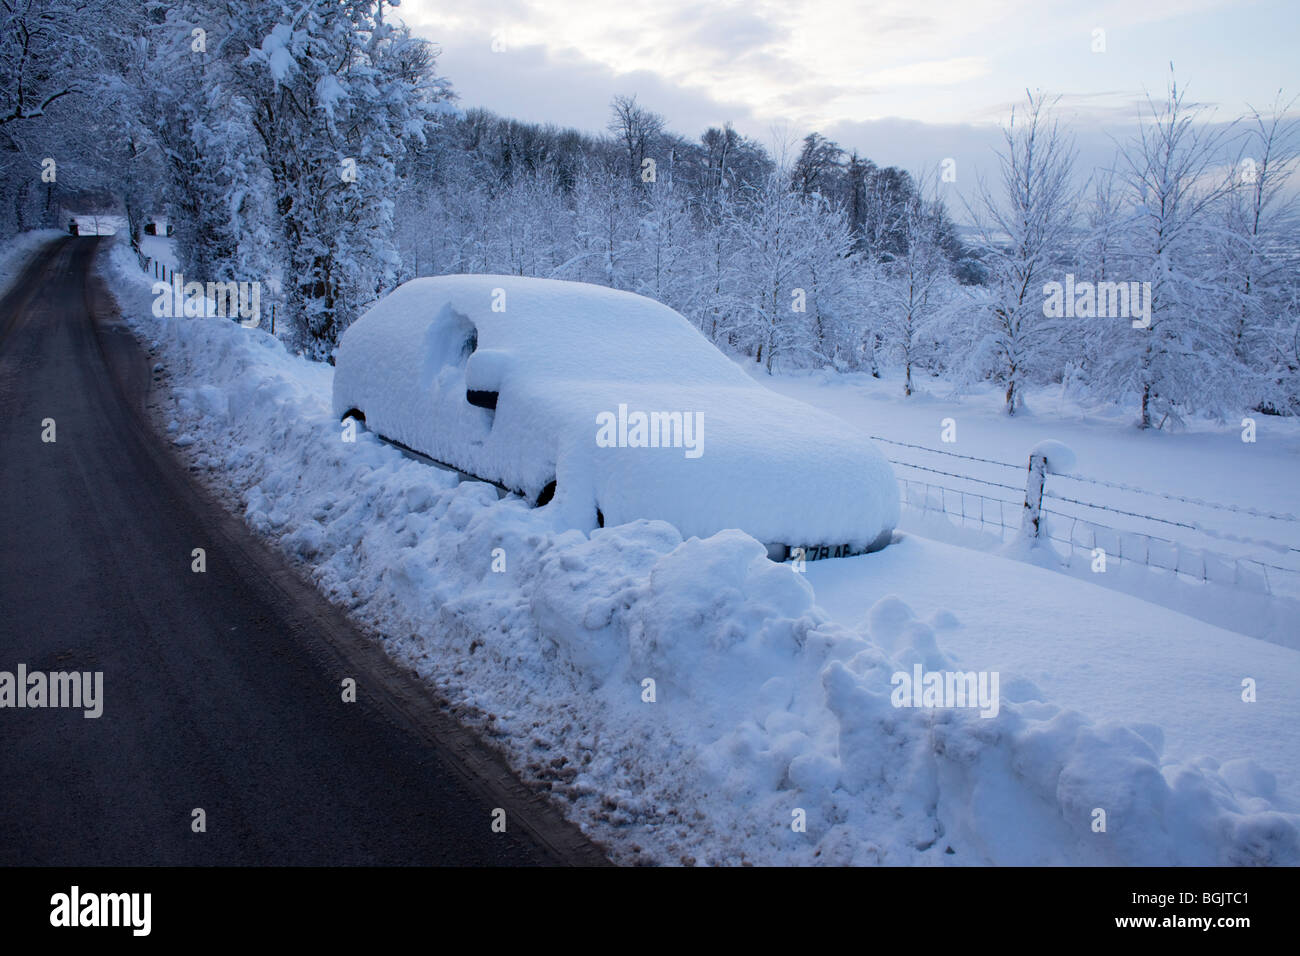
[
  {"xmin": 136, "ymin": 253, "xmax": 277, "ymax": 334},
  {"xmin": 897, "ymin": 476, "xmax": 1018, "ymax": 537},
  {"xmin": 882, "ymin": 438, "xmax": 1300, "ymax": 598}
]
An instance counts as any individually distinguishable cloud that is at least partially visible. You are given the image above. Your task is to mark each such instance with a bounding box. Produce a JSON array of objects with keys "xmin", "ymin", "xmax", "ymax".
[
  {"xmin": 405, "ymin": 0, "xmax": 1257, "ymax": 129},
  {"xmin": 397, "ymin": 0, "xmax": 1288, "ymax": 193},
  {"xmin": 863, "ymin": 57, "xmax": 992, "ymax": 89}
]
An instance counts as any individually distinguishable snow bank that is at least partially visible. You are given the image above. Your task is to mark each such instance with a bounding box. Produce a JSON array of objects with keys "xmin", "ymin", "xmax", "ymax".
[
  {"xmin": 333, "ymin": 275, "xmax": 899, "ymax": 551},
  {"xmin": 105, "ymin": 240, "xmax": 1300, "ymax": 865},
  {"xmin": 0, "ymin": 230, "xmax": 66, "ymax": 297}
]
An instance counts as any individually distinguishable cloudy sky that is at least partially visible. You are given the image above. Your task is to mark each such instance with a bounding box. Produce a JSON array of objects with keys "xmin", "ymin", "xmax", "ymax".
[{"xmin": 399, "ymin": 0, "xmax": 1297, "ymax": 181}]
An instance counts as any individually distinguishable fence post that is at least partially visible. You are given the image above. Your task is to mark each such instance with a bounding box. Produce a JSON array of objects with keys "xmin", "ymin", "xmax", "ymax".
[{"xmin": 1021, "ymin": 453, "xmax": 1048, "ymax": 538}]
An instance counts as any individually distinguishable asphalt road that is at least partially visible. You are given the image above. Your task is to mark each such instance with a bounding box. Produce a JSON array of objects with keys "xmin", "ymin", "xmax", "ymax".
[{"xmin": 0, "ymin": 237, "xmax": 605, "ymax": 865}]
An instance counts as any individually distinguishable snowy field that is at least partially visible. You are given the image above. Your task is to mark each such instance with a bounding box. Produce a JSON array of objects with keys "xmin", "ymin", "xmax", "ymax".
[
  {"xmin": 765, "ymin": 369, "xmax": 1300, "ymax": 648},
  {"xmin": 764, "ymin": 368, "xmax": 1300, "ymax": 572},
  {"xmin": 95, "ymin": 235, "xmax": 1300, "ymax": 865},
  {"xmin": 806, "ymin": 540, "xmax": 1300, "ymax": 801}
]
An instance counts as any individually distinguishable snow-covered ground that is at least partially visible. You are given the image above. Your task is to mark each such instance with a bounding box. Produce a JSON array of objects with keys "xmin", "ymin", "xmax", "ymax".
[
  {"xmin": 763, "ymin": 368, "xmax": 1300, "ymax": 570},
  {"xmin": 139, "ymin": 233, "xmax": 179, "ymax": 268},
  {"xmin": 761, "ymin": 368, "xmax": 1300, "ymax": 648},
  {"xmin": 0, "ymin": 230, "xmax": 66, "ymax": 290},
  {"xmin": 101, "ymin": 235, "xmax": 1300, "ymax": 865},
  {"xmin": 806, "ymin": 538, "xmax": 1300, "ymax": 801}
]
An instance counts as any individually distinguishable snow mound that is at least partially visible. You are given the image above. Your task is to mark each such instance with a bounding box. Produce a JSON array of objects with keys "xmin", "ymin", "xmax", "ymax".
[
  {"xmin": 333, "ymin": 275, "xmax": 899, "ymax": 551},
  {"xmin": 1030, "ymin": 438, "xmax": 1077, "ymax": 475}
]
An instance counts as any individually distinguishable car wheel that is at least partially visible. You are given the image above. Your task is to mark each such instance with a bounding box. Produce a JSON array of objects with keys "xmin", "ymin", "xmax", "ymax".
[{"xmin": 536, "ymin": 480, "xmax": 556, "ymax": 507}]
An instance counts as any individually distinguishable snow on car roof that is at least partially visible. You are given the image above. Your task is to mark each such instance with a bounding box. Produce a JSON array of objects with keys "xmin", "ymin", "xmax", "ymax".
[
  {"xmin": 334, "ymin": 274, "xmax": 898, "ymax": 549},
  {"xmin": 362, "ymin": 273, "xmax": 752, "ymax": 385}
]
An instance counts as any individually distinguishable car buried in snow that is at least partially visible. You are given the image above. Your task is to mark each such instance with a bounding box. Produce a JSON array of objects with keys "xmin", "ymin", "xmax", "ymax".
[{"xmin": 332, "ymin": 275, "xmax": 898, "ymax": 561}]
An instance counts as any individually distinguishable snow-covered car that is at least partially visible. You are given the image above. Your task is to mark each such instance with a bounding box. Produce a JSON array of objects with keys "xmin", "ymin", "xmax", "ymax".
[{"xmin": 333, "ymin": 275, "xmax": 898, "ymax": 560}]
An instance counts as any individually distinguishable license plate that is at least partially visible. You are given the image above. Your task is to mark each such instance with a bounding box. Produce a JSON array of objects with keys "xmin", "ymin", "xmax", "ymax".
[{"xmin": 789, "ymin": 543, "xmax": 863, "ymax": 562}]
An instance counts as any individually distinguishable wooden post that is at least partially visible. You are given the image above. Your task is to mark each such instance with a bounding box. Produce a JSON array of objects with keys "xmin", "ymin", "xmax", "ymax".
[{"xmin": 1021, "ymin": 454, "xmax": 1048, "ymax": 538}]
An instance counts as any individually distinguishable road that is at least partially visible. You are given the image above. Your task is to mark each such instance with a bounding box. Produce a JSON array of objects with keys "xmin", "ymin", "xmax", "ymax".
[{"xmin": 0, "ymin": 237, "xmax": 605, "ymax": 865}]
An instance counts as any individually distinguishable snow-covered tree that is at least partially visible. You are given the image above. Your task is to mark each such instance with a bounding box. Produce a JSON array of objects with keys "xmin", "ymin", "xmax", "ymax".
[
  {"xmin": 797, "ymin": 194, "xmax": 858, "ymax": 369},
  {"xmin": 971, "ymin": 91, "xmax": 1081, "ymax": 414},
  {"xmin": 0, "ymin": 0, "xmax": 113, "ymax": 231},
  {"xmin": 1101, "ymin": 73, "xmax": 1239, "ymax": 428},
  {"xmin": 630, "ymin": 174, "xmax": 701, "ymax": 318},
  {"xmin": 138, "ymin": 3, "xmax": 261, "ymax": 280},
  {"xmin": 483, "ymin": 169, "xmax": 571, "ymax": 277},
  {"xmin": 726, "ymin": 168, "xmax": 855, "ymax": 371},
  {"xmin": 234, "ymin": 0, "xmax": 454, "ymax": 356},
  {"xmin": 569, "ymin": 163, "xmax": 640, "ymax": 289},
  {"xmin": 607, "ymin": 94, "xmax": 664, "ymax": 185},
  {"xmin": 1216, "ymin": 94, "xmax": 1299, "ymax": 415},
  {"xmin": 725, "ymin": 168, "xmax": 811, "ymax": 370},
  {"xmin": 878, "ymin": 174, "xmax": 957, "ymax": 395},
  {"xmin": 0, "ymin": 0, "xmax": 102, "ymax": 131}
]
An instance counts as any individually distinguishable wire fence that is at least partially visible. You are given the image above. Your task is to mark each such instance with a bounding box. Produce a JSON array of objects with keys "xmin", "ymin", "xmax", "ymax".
[
  {"xmin": 873, "ymin": 432, "xmax": 1299, "ymax": 523},
  {"xmin": 897, "ymin": 476, "xmax": 1019, "ymax": 537},
  {"xmin": 139, "ymin": 254, "xmax": 176, "ymax": 283},
  {"xmin": 1037, "ymin": 507, "xmax": 1289, "ymax": 595},
  {"xmin": 893, "ymin": 467, "xmax": 1300, "ymax": 599},
  {"xmin": 1052, "ymin": 470, "xmax": 1300, "ymax": 523},
  {"xmin": 136, "ymin": 254, "xmax": 278, "ymax": 333},
  {"xmin": 869, "ymin": 434, "xmax": 1020, "ymax": 470}
]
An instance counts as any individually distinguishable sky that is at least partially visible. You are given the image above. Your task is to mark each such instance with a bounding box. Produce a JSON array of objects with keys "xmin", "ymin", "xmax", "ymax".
[{"xmin": 398, "ymin": 0, "xmax": 1298, "ymax": 187}]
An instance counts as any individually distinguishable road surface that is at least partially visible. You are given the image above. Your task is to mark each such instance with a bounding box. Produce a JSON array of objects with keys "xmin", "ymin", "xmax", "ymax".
[{"xmin": 0, "ymin": 237, "xmax": 606, "ymax": 865}]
